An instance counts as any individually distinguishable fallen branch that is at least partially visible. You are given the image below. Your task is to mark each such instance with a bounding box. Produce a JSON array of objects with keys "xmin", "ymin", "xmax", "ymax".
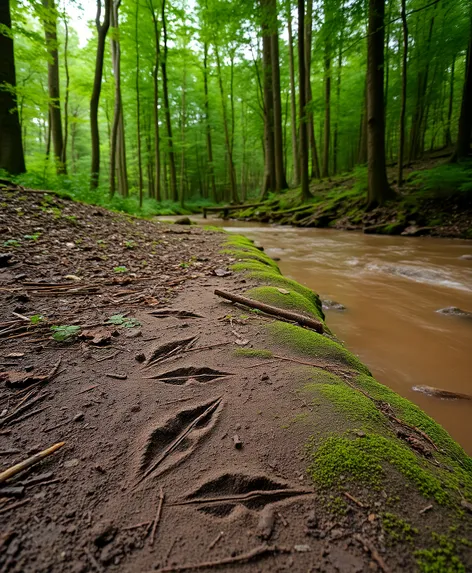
[
  {"xmin": 343, "ymin": 491, "xmax": 366, "ymax": 508},
  {"xmin": 154, "ymin": 544, "xmax": 289, "ymax": 572},
  {"xmin": 214, "ymin": 289, "xmax": 324, "ymax": 333},
  {"xmin": 150, "ymin": 487, "xmax": 165, "ymax": 545},
  {"xmin": 354, "ymin": 535, "xmax": 391, "ymax": 573},
  {"xmin": 0, "ymin": 442, "xmax": 65, "ymax": 484}
]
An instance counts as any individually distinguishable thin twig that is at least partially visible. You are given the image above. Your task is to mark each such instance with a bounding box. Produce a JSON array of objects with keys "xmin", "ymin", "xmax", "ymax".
[
  {"xmin": 343, "ymin": 491, "xmax": 366, "ymax": 508},
  {"xmin": 207, "ymin": 531, "xmax": 224, "ymax": 550},
  {"xmin": 0, "ymin": 499, "xmax": 29, "ymax": 515},
  {"xmin": 354, "ymin": 535, "xmax": 391, "ymax": 573},
  {"xmin": 150, "ymin": 487, "xmax": 165, "ymax": 545}
]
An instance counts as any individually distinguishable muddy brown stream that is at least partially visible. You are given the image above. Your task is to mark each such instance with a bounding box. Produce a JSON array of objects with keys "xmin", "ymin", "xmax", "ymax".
[{"xmin": 165, "ymin": 216, "xmax": 472, "ymax": 454}]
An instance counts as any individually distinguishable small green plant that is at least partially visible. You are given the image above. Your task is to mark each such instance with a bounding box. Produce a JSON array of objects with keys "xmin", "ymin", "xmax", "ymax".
[
  {"xmin": 63, "ymin": 215, "xmax": 78, "ymax": 223},
  {"xmin": 30, "ymin": 314, "xmax": 44, "ymax": 325},
  {"xmin": 3, "ymin": 239, "xmax": 20, "ymax": 247},
  {"xmin": 50, "ymin": 324, "xmax": 81, "ymax": 342},
  {"xmin": 113, "ymin": 266, "xmax": 128, "ymax": 273},
  {"xmin": 179, "ymin": 261, "xmax": 190, "ymax": 268},
  {"xmin": 106, "ymin": 314, "xmax": 141, "ymax": 328},
  {"xmin": 124, "ymin": 240, "xmax": 135, "ymax": 249},
  {"xmin": 23, "ymin": 233, "xmax": 41, "ymax": 241}
]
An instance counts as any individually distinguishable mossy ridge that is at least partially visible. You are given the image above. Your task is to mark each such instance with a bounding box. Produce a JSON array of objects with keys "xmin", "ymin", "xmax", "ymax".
[
  {"xmin": 233, "ymin": 348, "xmax": 273, "ymax": 359},
  {"xmin": 246, "ymin": 286, "xmax": 324, "ymax": 321},
  {"xmin": 230, "ymin": 260, "xmax": 283, "ymax": 275},
  {"xmin": 267, "ymin": 321, "xmax": 370, "ymax": 375},
  {"xmin": 355, "ymin": 374, "xmax": 472, "ymax": 476},
  {"xmin": 308, "ymin": 433, "xmax": 450, "ymax": 505},
  {"xmin": 222, "ymin": 248, "xmax": 279, "ymax": 270},
  {"xmin": 415, "ymin": 534, "xmax": 467, "ymax": 573}
]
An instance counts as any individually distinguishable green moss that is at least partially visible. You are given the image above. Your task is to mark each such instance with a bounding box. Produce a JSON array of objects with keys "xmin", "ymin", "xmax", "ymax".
[
  {"xmin": 233, "ymin": 348, "xmax": 273, "ymax": 358},
  {"xmin": 267, "ymin": 321, "xmax": 370, "ymax": 375},
  {"xmin": 415, "ymin": 534, "xmax": 466, "ymax": 573},
  {"xmin": 382, "ymin": 512, "xmax": 418, "ymax": 543},
  {"xmin": 356, "ymin": 374, "xmax": 472, "ymax": 477},
  {"xmin": 308, "ymin": 433, "xmax": 450, "ymax": 504},
  {"xmin": 222, "ymin": 248, "xmax": 279, "ymax": 270},
  {"xmin": 224, "ymin": 235, "xmax": 255, "ymax": 248},
  {"xmin": 328, "ymin": 496, "xmax": 348, "ymax": 516},
  {"xmin": 246, "ymin": 286, "xmax": 324, "ymax": 321},
  {"xmin": 230, "ymin": 261, "xmax": 282, "ymax": 275},
  {"xmin": 203, "ymin": 225, "xmax": 226, "ymax": 232}
]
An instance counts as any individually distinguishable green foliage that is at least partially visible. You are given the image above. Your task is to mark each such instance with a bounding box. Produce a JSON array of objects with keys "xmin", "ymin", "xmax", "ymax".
[
  {"xmin": 106, "ymin": 314, "xmax": 141, "ymax": 328},
  {"xmin": 3, "ymin": 239, "xmax": 21, "ymax": 247},
  {"xmin": 30, "ymin": 314, "xmax": 44, "ymax": 325},
  {"xmin": 382, "ymin": 513, "xmax": 418, "ymax": 543},
  {"xmin": 415, "ymin": 534, "xmax": 466, "ymax": 573},
  {"xmin": 50, "ymin": 324, "xmax": 81, "ymax": 342},
  {"xmin": 113, "ymin": 266, "xmax": 128, "ymax": 273},
  {"xmin": 410, "ymin": 162, "xmax": 472, "ymax": 198},
  {"xmin": 23, "ymin": 232, "xmax": 41, "ymax": 241}
]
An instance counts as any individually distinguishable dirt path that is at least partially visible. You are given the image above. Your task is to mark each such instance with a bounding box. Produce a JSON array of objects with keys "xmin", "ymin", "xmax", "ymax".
[{"xmin": 1, "ymin": 189, "xmax": 471, "ymax": 572}]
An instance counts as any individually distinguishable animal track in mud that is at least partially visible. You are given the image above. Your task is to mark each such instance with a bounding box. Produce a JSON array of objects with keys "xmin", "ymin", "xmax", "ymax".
[
  {"xmin": 145, "ymin": 337, "xmax": 198, "ymax": 368},
  {"xmin": 149, "ymin": 308, "xmax": 203, "ymax": 319},
  {"xmin": 145, "ymin": 366, "xmax": 232, "ymax": 384},
  {"xmin": 137, "ymin": 397, "xmax": 223, "ymax": 484},
  {"xmin": 172, "ymin": 473, "xmax": 313, "ymax": 517}
]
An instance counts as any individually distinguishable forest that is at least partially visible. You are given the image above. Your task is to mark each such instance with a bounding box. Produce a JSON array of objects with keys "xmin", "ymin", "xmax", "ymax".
[{"xmin": 0, "ymin": 0, "xmax": 471, "ymax": 216}]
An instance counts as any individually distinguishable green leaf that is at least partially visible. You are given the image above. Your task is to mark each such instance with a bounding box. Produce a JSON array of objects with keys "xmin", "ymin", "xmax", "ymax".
[
  {"xmin": 106, "ymin": 314, "xmax": 141, "ymax": 328},
  {"xmin": 50, "ymin": 324, "xmax": 80, "ymax": 342},
  {"xmin": 113, "ymin": 266, "xmax": 128, "ymax": 273},
  {"xmin": 30, "ymin": 314, "xmax": 44, "ymax": 325}
]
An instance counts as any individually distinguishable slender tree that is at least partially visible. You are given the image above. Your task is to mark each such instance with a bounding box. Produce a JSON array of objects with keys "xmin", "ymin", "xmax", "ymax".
[
  {"xmin": 90, "ymin": 0, "xmax": 111, "ymax": 189},
  {"xmin": 452, "ymin": 12, "xmax": 472, "ymax": 161},
  {"xmin": 42, "ymin": 0, "xmax": 66, "ymax": 174},
  {"xmin": 135, "ymin": 0, "xmax": 143, "ymax": 205},
  {"xmin": 305, "ymin": 0, "xmax": 320, "ymax": 179},
  {"xmin": 286, "ymin": 0, "xmax": 299, "ymax": 185},
  {"xmin": 398, "ymin": 0, "xmax": 408, "ymax": 188},
  {"xmin": 0, "ymin": 0, "xmax": 26, "ymax": 175},
  {"xmin": 203, "ymin": 39, "xmax": 217, "ymax": 201},
  {"xmin": 366, "ymin": 0, "xmax": 394, "ymax": 207},
  {"xmin": 147, "ymin": 0, "xmax": 161, "ymax": 200},
  {"xmin": 298, "ymin": 0, "xmax": 310, "ymax": 201}
]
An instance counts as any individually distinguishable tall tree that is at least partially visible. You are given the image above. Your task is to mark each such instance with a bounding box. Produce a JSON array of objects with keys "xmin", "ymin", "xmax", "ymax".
[
  {"xmin": 203, "ymin": 39, "xmax": 217, "ymax": 201},
  {"xmin": 42, "ymin": 0, "xmax": 66, "ymax": 174},
  {"xmin": 305, "ymin": 0, "xmax": 320, "ymax": 179},
  {"xmin": 161, "ymin": 0, "xmax": 177, "ymax": 201},
  {"xmin": 90, "ymin": 0, "xmax": 111, "ymax": 189},
  {"xmin": 366, "ymin": 0, "xmax": 394, "ymax": 207},
  {"xmin": 452, "ymin": 12, "xmax": 472, "ymax": 161},
  {"xmin": 298, "ymin": 0, "xmax": 310, "ymax": 201},
  {"xmin": 147, "ymin": 0, "xmax": 161, "ymax": 200},
  {"xmin": 135, "ymin": 0, "xmax": 143, "ymax": 205},
  {"xmin": 286, "ymin": 0, "xmax": 299, "ymax": 185},
  {"xmin": 0, "ymin": 0, "xmax": 26, "ymax": 175},
  {"xmin": 261, "ymin": 0, "xmax": 276, "ymax": 197},
  {"xmin": 322, "ymin": 1, "xmax": 331, "ymax": 179},
  {"xmin": 397, "ymin": 0, "xmax": 408, "ymax": 188}
]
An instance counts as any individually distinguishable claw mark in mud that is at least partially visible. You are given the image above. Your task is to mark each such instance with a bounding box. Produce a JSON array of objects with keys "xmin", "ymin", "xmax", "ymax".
[
  {"xmin": 145, "ymin": 367, "xmax": 232, "ymax": 384},
  {"xmin": 137, "ymin": 397, "xmax": 223, "ymax": 484},
  {"xmin": 148, "ymin": 309, "xmax": 204, "ymax": 318},
  {"xmin": 172, "ymin": 473, "xmax": 313, "ymax": 517},
  {"xmin": 145, "ymin": 337, "xmax": 198, "ymax": 368}
]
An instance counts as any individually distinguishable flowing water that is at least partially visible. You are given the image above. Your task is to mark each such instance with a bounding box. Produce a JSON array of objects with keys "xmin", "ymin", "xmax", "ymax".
[{"xmin": 164, "ymin": 216, "xmax": 472, "ymax": 454}]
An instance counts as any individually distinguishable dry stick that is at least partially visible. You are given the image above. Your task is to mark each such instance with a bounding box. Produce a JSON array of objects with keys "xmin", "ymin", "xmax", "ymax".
[
  {"xmin": 0, "ymin": 499, "xmax": 29, "ymax": 515},
  {"xmin": 0, "ymin": 392, "xmax": 49, "ymax": 427},
  {"xmin": 154, "ymin": 544, "xmax": 289, "ymax": 573},
  {"xmin": 354, "ymin": 534, "xmax": 391, "ymax": 573},
  {"xmin": 214, "ymin": 289, "xmax": 324, "ymax": 333},
  {"xmin": 123, "ymin": 520, "xmax": 152, "ymax": 531},
  {"xmin": 343, "ymin": 491, "xmax": 366, "ymax": 508},
  {"xmin": 150, "ymin": 487, "xmax": 165, "ymax": 545},
  {"xmin": 77, "ymin": 385, "xmax": 98, "ymax": 395},
  {"xmin": 9, "ymin": 406, "xmax": 49, "ymax": 425},
  {"xmin": 207, "ymin": 531, "xmax": 224, "ymax": 550},
  {"xmin": 170, "ymin": 488, "xmax": 313, "ymax": 507},
  {"xmin": 137, "ymin": 398, "xmax": 222, "ymax": 484},
  {"xmin": 95, "ymin": 351, "xmax": 120, "ymax": 363},
  {"xmin": 0, "ymin": 442, "xmax": 65, "ymax": 484}
]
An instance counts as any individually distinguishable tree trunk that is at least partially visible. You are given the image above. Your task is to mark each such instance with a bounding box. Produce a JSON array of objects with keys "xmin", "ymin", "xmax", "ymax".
[
  {"xmin": 305, "ymin": 0, "xmax": 320, "ymax": 179},
  {"xmin": 269, "ymin": 0, "xmax": 288, "ymax": 191},
  {"xmin": 322, "ymin": 43, "xmax": 331, "ymax": 178},
  {"xmin": 161, "ymin": 0, "xmax": 177, "ymax": 201},
  {"xmin": 333, "ymin": 41, "xmax": 342, "ymax": 174},
  {"xmin": 180, "ymin": 59, "xmax": 186, "ymax": 208},
  {"xmin": 261, "ymin": 6, "xmax": 276, "ymax": 198},
  {"xmin": 452, "ymin": 13, "xmax": 472, "ymax": 161},
  {"xmin": 62, "ymin": 9, "xmax": 69, "ymax": 167},
  {"xmin": 214, "ymin": 43, "xmax": 239, "ymax": 203},
  {"xmin": 397, "ymin": 0, "xmax": 408, "ymax": 188},
  {"xmin": 90, "ymin": 0, "xmax": 111, "ymax": 189},
  {"xmin": 367, "ymin": 0, "xmax": 394, "ymax": 208},
  {"xmin": 42, "ymin": 0, "xmax": 65, "ymax": 175},
  {"xmin": 298, "ymin": 0, "xmax": 310, "ymax": 201},
  {"xmin": 444, "ymin": 54, "xmax": 455, "ymax": 148},
  {"xmin": 287, "ymin": 0, "xmax": 299, "ymax": 185},
  {"xmin": 203, "ymin": 41, "xmax": 217, "ymax": 201},
  {"xmin": 0, "ymin": 0, "xmax": 26, "ymax": 175},
  {"xmin": 358, "ymin": 77, "xmax": 368, "ymax": 164},
  {"xmin": 135, "ymin": 0, "xmax": 143, "ymax": 207},
  {"xmin": 148, "ymin": 0, "xmax": 161, "ymax": 201}
]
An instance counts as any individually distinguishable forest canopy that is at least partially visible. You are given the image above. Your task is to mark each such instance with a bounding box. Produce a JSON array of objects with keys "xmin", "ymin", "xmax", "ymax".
[{"xmin": 0, "ymin": 0, "xmax": 471, "ymax": 214}]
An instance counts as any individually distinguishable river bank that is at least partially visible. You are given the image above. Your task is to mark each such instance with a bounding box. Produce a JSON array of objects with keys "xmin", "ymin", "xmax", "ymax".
[
  {"xmin": 229, "ymin": 161, "xmax": 472, "ymax": 239},
  {"xmin": 1, "ymin": 189, "xmax": 471, "ymax": 572}
]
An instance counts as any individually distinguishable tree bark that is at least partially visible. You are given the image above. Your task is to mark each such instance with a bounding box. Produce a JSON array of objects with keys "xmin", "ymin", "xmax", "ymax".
[
  {"xmin": 452, "ymin": 13, "xmax": 472, "ymax": 161},
  {"xmin": 90, "ymin": 0, "xmax": 111, "ymax": 189},
  {"xmin": 444, "ymin": 54, "xmax": 455, "ymax": 148},
  {"xmin": 397, "ymin": 0, "xmax": 408, "ymax": 188},
  {"xmin": 62, "ymin": 9, "xmax": 69, "ymax": 167},
  {"xmin": 180, "ymin": 57, "xmax": 187, "ymax": 208},
  {"xmin": 203, "ymin": 41, "xmax": 217, "ymax": 201},
  {"xmin": 135, "ymin": 0, "xmax": 143, "ymax": 206},
  {"xmin": 305, "ymin": 0, "xmax": 320, "ymax": 179},
  {"xmin": 42, "ymin": 0, "xmax": 65, "ymax": 175},
  {"xmin": 333, "ymin": 41, "xmax": 342, "ymax": 174},
  {"xmin": 261, "ymin": 8, "xmax": 276, "ymax": 198},
  {"xmin": 367, "ymin": 0, "xmax": 395, "ymax": 208},
  {"xmin": 0, "ymin": 0, "xmax": 26, "ymax": 175},
  {"xmin": 286, "ymin": 0, "xmax": 299, "ymax": 185},
  {"xmin": 269, "ymin": 0, "xmax": 288, "ymax": 191},
  {"xmin": 358, "ymin": 77, "xmax": 368, "ymax": 164},
  {"xmin": 322, "ymin": 39, "xmax": 331, "ymax": 178},
  {"xmin": 298, "ymin": 0, "xmax": 310, "ymax": 201},
  {"xmin": 161, "ymin": 0, "xmax": 177, "ymax": 201},
  {"xmin": 147, "ymin": 0, "xmax": 161, "ymax": 201}
]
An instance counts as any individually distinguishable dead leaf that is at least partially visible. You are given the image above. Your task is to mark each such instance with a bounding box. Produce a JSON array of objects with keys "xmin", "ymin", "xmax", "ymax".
[
  {"xmin": 1, "ymin": 370, "xmax": 45, "ymax": 389},
  {"xmin": 368, "ymin": 513, "xmax": 376, "ymax": 522},
  {"xmin": 235, "ymin": 338, "xmax": 249, "ymax": 346},
  {"xmin": 213, "ymin": 268, "xmax": 232, "ymax": 277},
  {"xmin": 64, "ymin": 274, "xmax": 82, "ymax": 281},
  {"xmin": 80, "ymin": 327, "xmax": 112, "ymax": 346},
  {"xmin": 276, "ymin": 288, "xmax": 290, "ymax": 294},
  {"xmin": 5, "ymin": 353, "xmax": 25, "ymax": 358}
]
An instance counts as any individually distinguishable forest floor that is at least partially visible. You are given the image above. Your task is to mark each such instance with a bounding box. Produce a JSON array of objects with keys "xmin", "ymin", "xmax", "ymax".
[
  {"xmin": 231, "ymin": 156, "xmax": 472, "ymax": 239},
  {"xmin": 0, "ymin": 188, "xmax": 471, "ymax": 573}
]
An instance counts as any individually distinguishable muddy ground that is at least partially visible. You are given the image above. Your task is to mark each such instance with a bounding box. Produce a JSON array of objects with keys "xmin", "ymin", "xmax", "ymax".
[{"xmin": 0, "ymin": 188, "xmax": 471, "ymax": 573}]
